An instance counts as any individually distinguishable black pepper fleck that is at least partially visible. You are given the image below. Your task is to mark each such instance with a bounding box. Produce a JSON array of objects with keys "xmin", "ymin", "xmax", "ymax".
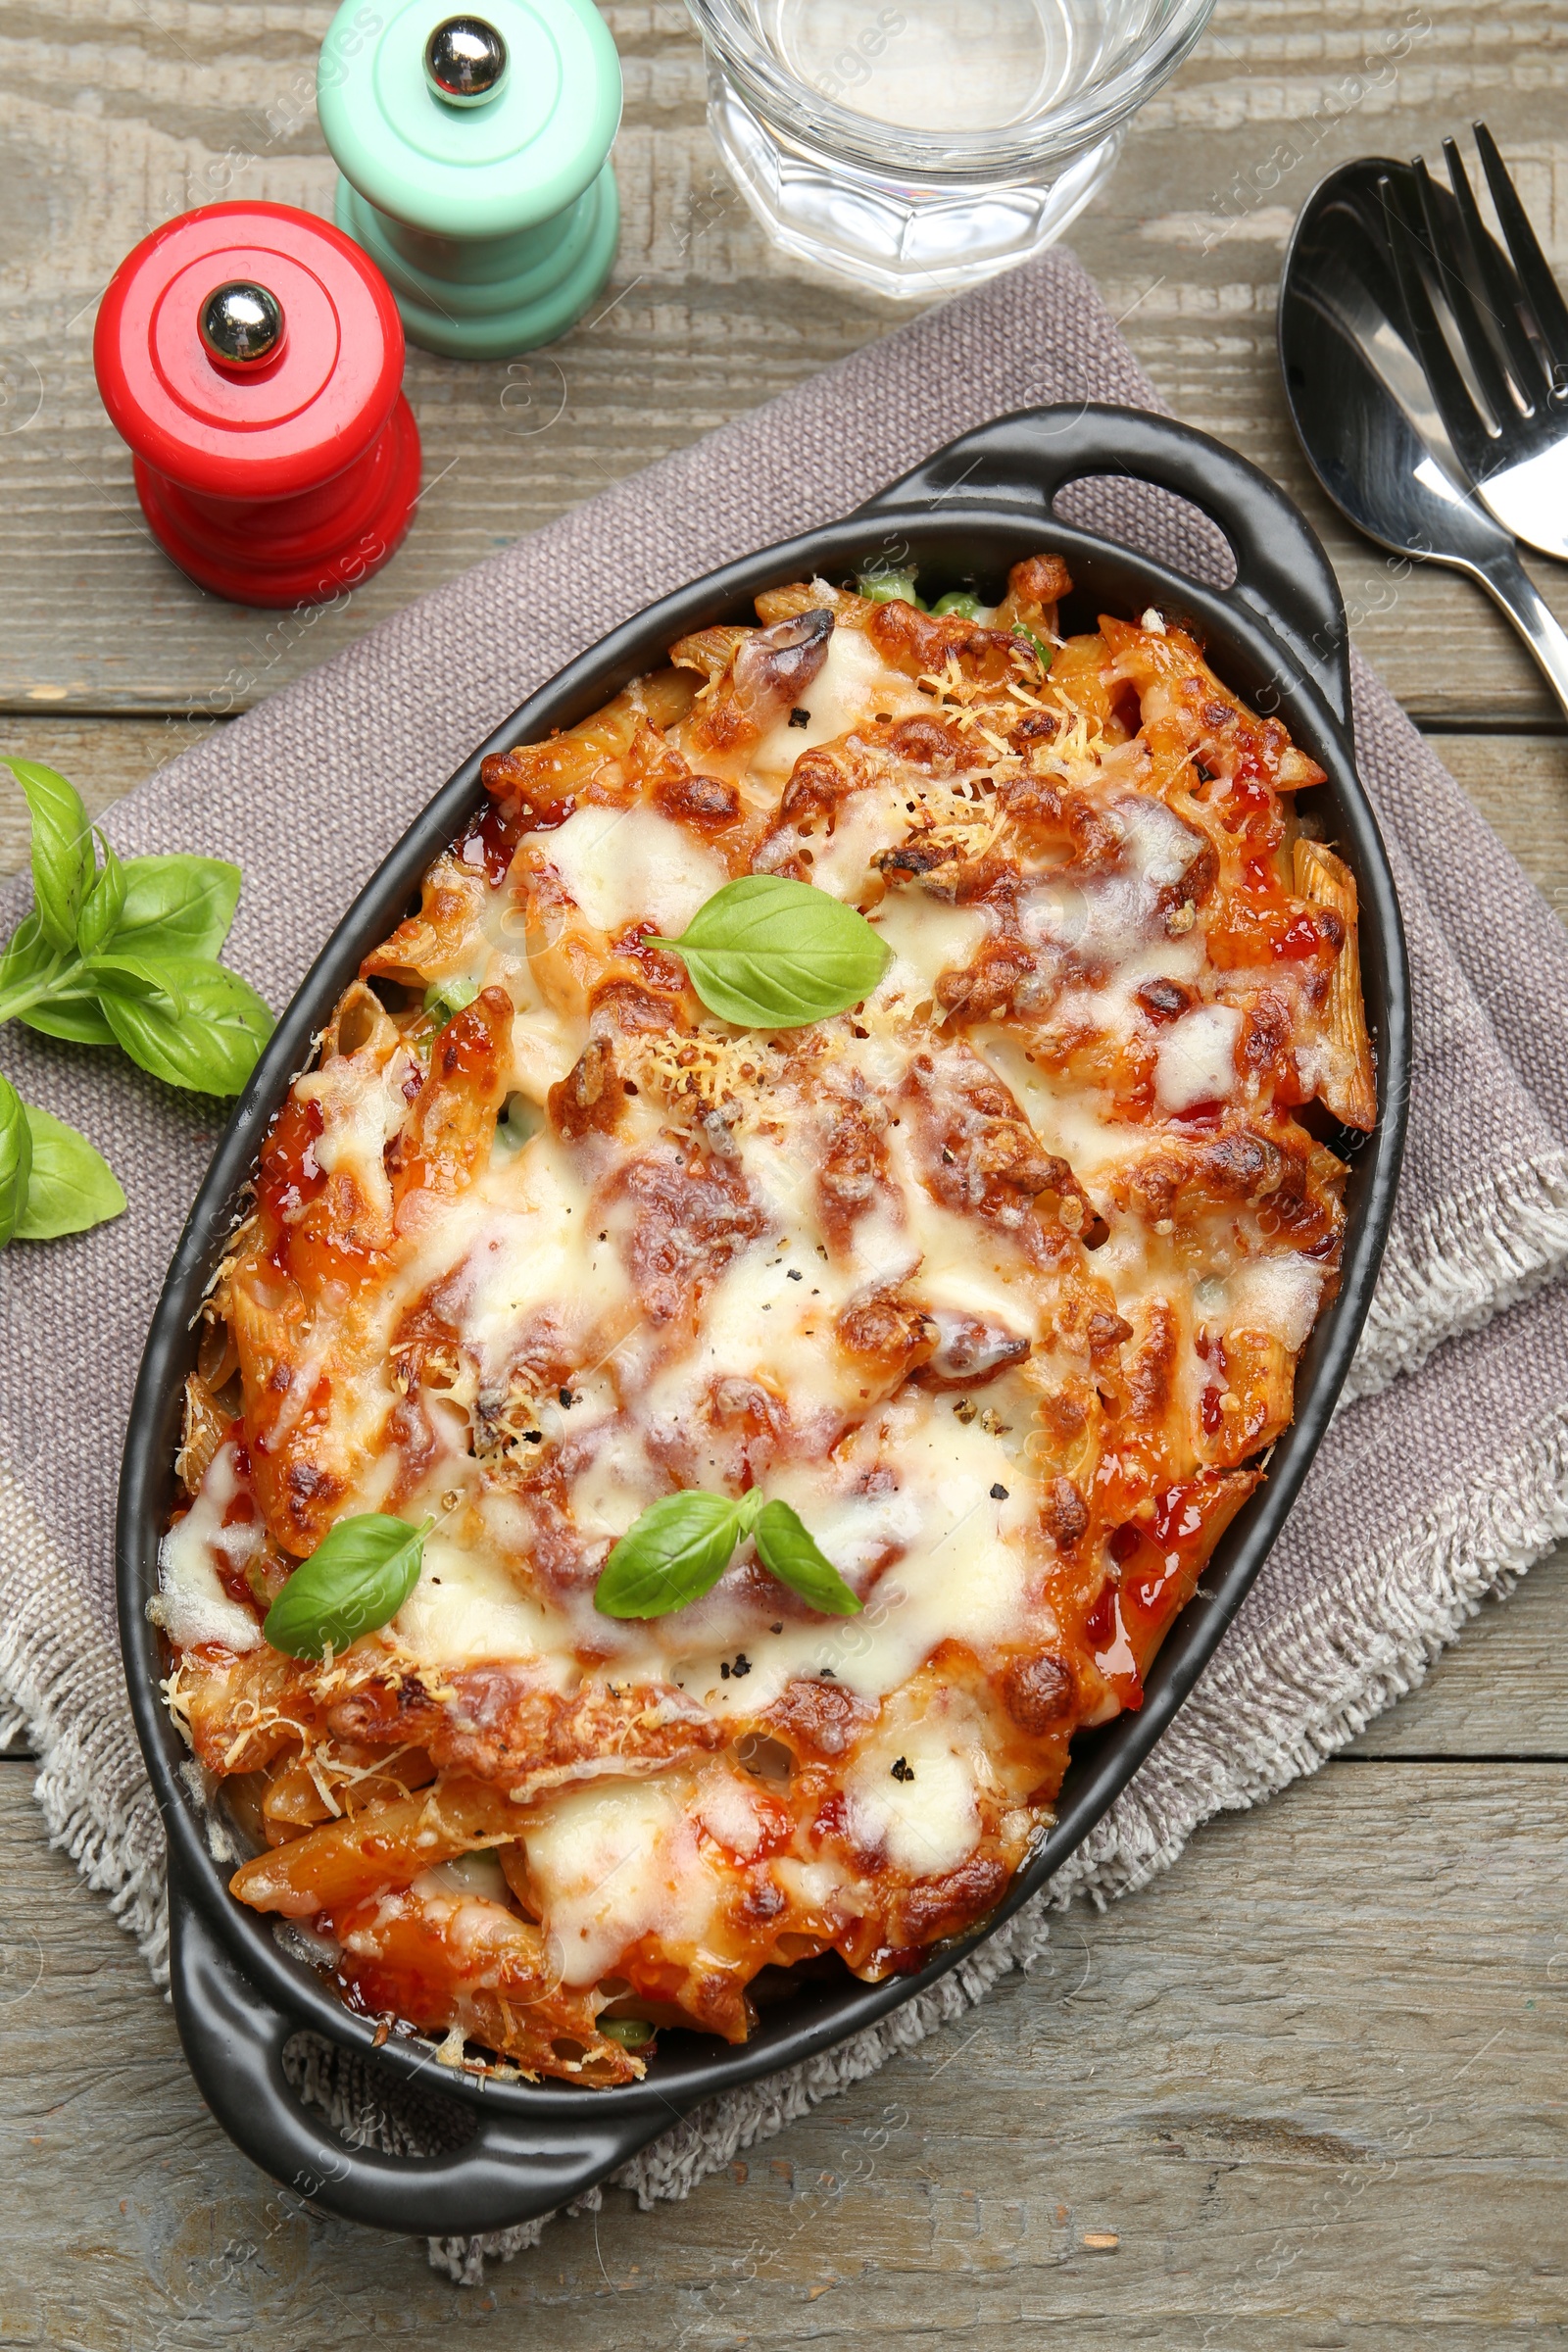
[
  {"xmin": 720, "ymin": 1662, "xmax": 731, "ymax": 1680},
  {"xmin": 787, "ymin": 1268, "xmax": 803, "ymax": 1281},
  {"xmin": 522, "ymin": 1430, "xmax": 544, "ymax": 1445},
  {"xmin": 560, "ymin": 1388, "xmax": 574, "ymax": 1408},
  {"xmin": 732, "ymin": 1653, "xmax": 752, "ymax": 1678},
  {"xmin": 820, "ymin": 1666, "xmax": 836, "ymax": 1679},
  {"xmin": 788, "ymin": 707, "xmax": 810, "ymax": 728},
  {"xmin": 770, "ymin": 1622, "xmax": 783, "ymax": 1635},
  {"xmin": 891, "ymin": 1756, "xmax": 914, "ymax": 1783},
  {"xmin": 991, "ymin": 1482, "xmax": 1009, "ymax": 1500}
]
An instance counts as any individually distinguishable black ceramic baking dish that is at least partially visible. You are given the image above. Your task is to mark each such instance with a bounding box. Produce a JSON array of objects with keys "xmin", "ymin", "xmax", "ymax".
[{"xmin": 117, "ymin": 403, "xmax": 1409, "ymax": 2235}]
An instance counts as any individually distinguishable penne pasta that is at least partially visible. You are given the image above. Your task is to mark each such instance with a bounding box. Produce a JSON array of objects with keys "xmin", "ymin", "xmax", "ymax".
[
  {"xmin": 230, "ymin": 1776, "xmax": 526, "ymax": 1917},
  {"xmin": 1295, "ymin": 836, "xmax": 1378, "ymax": 1131},
  {"xmin": 155, "ymin": 561, "xmax": 1372, "ymax": 2083}
]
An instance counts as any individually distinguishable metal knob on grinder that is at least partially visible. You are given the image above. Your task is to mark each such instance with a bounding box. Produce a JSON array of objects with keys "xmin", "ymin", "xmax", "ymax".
[
  {"xmin": 318, "ymin": 0, "xmax": 622, "ymax": 359},
  {"xmin": 424, "ymin": 15, "xmax": 508, "ymax": 103},
  {"xmin": 93, "ymin": 202, "xmax": 421, "ymax": 609}
]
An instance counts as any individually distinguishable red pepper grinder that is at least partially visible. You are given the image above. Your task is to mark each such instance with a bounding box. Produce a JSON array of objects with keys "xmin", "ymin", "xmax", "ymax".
[{"xmin": 94, "ymin": 201, "xmax": 421, "ymax": 609}]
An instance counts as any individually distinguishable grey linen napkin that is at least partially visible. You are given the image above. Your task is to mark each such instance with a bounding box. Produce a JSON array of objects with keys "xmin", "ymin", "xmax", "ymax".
[{"xmin": 3, "ymin": 249, "xmax": 1566, "ymax": 2279}]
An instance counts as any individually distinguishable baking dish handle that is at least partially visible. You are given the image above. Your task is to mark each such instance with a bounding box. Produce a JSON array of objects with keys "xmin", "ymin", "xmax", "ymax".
[
  {"xmin": 858, "ymin": 403, "xmax": 1351, "ymax": 729},
  {"xmin": 169, "ymin": 1876, "xmax": 664, "ymax": 2236}
]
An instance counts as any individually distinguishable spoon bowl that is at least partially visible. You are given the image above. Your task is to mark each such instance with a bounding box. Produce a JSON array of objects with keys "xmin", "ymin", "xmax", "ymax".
[{"xmin": 1279, "ymin": 157, "xmax": 1568, "ymax": 718}]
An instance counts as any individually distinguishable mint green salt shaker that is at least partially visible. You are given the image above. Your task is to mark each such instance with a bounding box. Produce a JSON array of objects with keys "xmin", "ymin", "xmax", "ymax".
[{"xmin": 318, "ymin": 0, "xmax": 621, "ymax": 359}]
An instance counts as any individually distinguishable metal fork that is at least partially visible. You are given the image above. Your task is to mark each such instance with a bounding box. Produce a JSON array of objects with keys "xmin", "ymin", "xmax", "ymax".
[{"xmin": 1380, "ymin": 122, "xmax": 1568, "ymax": 561}]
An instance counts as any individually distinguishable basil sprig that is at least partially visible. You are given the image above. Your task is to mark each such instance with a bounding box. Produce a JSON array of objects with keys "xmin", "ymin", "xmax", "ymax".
[
  {"xmin": 263, "ymin": 1512, "xmax": 432, "ymax": 1659},
  {"xmin": 652, "ymin": 875, "xmax": 891, "ymax": 1031},
  {"xmin": 0, "ymin": 758, "xmax": 273, "ymax": 1250},
  {"xmin": 594, "ymin": 1488, "xmax": 862, "ymax": 1620}
]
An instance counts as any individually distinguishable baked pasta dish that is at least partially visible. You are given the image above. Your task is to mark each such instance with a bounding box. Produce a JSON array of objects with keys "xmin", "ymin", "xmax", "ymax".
[{"xmin": 155, "ymin": 556, "xmax": 1375, "ymax": 2086}]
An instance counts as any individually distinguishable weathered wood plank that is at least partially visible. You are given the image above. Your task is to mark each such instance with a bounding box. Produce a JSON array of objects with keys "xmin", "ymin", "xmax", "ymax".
[
  {"xmin": 1348, "ymin": 1539, "xmax": 1568, "ymax": 1757},
  {"xmin": 0, "ymin": 0, "xmax": 1564, "ymax": 716},
  {"xmin": 0, "ymin": 1763, "xmax": 1564, "ymax": 2343},
  {"xmin": 1423, "ymin": 731, "xmax": 1568, "ymax": 926},
  {"xmin": 0, "ymin": 716, "xmax": 221, "ymax": 877}
]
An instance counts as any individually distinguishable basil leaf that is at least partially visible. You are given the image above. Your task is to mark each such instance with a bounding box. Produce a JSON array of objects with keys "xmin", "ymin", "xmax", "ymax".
[
  {"xmin": 75, "ymin": 836, "xmax": 127, "ymax": 956},
  {"xmin": 0, "ymin": 1073, "xmax": 33, "ymax": 1250},
  {"xmin": 13, "ymin": 1103, "xmax": 124, "ymax": 1240},
  {"xmin": 96, "ymin": 956, "xmax": 274, "ymax": 1094},
  {"xmin": 754, "ymin": 1499, "xmax": 862, "ymax": 1616},
  {"xmin": 594, "ymin": 1490, "xmax": 756, "ymax": 1619},
  {"xmin": 108, "ymin": 854, "xmax": 243, "ymax": 960},
  {"xmin": 653, "ymin": 875, "xmax": 892, "ymax": 1031},
  {"xmin": 4, "ymin": 759, "xmax": 93, "ymax": 952},
  {"xmin": 0, "ymin": 910, "xmax": 55, "ymax": 996},
  {"xmin": 83, "ymin": 952, "xmax": 183, "ymax": 1006},
  {"xmin": 21, "ymin": 995, "xmax": 119, "ymax": 1047},
  {"xmin": 264, "ymin": 1512, "xmax": 431, "ymax": 1659}
]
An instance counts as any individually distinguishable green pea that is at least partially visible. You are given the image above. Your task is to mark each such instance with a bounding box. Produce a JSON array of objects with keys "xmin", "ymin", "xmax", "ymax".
[{"xmin": 930, "ymin": 590, "xmax": 988, "ymax": 620}]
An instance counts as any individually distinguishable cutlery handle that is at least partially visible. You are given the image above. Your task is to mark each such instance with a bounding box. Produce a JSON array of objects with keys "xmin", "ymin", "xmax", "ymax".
[{"xmin": 1472, "ymin": 549, "xmax": 1568, "ymax": 723}]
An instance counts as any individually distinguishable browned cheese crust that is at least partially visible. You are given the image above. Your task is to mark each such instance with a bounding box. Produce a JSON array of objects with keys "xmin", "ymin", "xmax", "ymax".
[{"xmin": 155, "ymin": 561, "xmax": 1372, "ymax": 2082}]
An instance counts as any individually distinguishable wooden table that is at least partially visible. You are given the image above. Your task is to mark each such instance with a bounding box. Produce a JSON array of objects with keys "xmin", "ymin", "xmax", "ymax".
[{"xmin": 3, "ymin": 2, "xmax": 1567, "ymax": 2340}]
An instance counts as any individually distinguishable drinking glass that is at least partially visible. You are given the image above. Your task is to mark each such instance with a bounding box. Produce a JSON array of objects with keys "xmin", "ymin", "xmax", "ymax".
[{"xmin": 685, "ymin": 0, "xmax": 1214, "ymax": 298}]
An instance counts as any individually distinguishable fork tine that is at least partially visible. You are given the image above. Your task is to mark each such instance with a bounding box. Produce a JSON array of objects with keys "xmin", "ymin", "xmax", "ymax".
[
  {"xmin": 1377, "ymin": 172, "xmax": 1497, "ymax": 480},
  {"xmin": 1473, "ymin": 120, "xmax": 1568, "ymax": 373},
  {"xmin": 1412, "ymin": 152, "xmax": 1519, "ymax": 431},
  {"xmin": 1442, "ymin": 136, "xmax": 1548, "ymax": 404}
]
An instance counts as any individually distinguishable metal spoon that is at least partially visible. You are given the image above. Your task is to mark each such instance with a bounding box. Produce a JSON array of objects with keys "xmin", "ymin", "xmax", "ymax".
[{"xmin": 1279, "ymin": 156, "xmax": 1568, "ymax": 719}]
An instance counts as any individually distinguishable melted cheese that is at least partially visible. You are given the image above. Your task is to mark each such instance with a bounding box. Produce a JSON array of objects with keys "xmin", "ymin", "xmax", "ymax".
[
  {"xmin": 1221, "ymin": 1253, "xmax": 1325, "ymax": 1350},
  {"xmin": 535, "ymin": 804, "xmax": 727, "ymax": 937},
  {"xmin": 296, "ymin": 1045, "xmax": 416, "ymax": 1225},
  {"xmin": 393, "ymin": 1534, "xmax": 564, "ymax": 1673},
  {"xmin": 846, "ymin": 1697, "xmax": 985, "ymax": 1876},
  {"xmin": 153, "ymin": 1443, "xmax": 262, "ymax": 1652},
  {"xmin": 1154, "ymin": 1004, "xmax": 1242, "ymax": 1113},
  {"xmin": 523, "ymin": 1775, "xmax": 720, "ymax": 1984},
  {"xmin": 174, "ymin": 581, "xmax": 1360, "ymax": 2070},
  {"xmin": 750, "ymin": 624, "xmax": 921, "ymax": 780}
]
